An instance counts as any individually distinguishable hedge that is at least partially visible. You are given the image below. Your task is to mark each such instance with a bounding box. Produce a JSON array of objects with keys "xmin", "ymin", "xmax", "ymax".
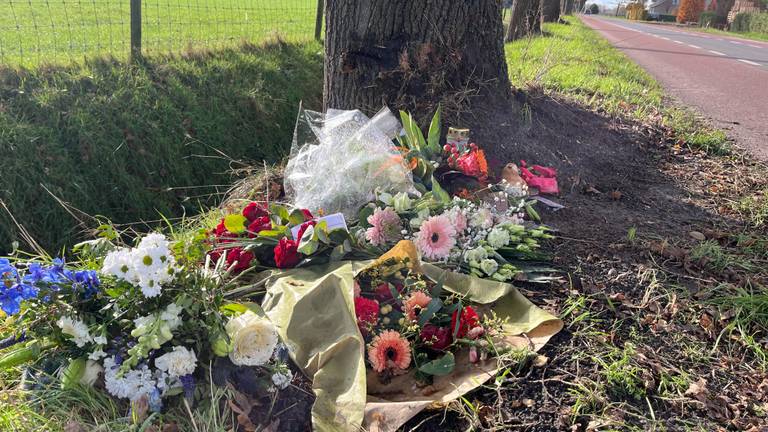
[{"xmin": 731, "ymin": 12, "xmax": 768, "ymax": 34}]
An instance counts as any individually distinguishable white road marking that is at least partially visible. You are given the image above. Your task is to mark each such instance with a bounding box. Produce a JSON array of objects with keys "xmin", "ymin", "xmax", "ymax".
[
  {"xmin": 738, "ymin": 59, "xmax": 762, "ymax": 66},
  {"xmin": 687, "ymin": 44, "xmax": 701, "ymax": 49},
  {"xmin": 748, "ymin": 44, "xmax": 762, "ymax": 49},
  {"xmin": 709, "ymin": 50, "xmax": 726, "ymax": 56},
  {"xmin": 731, "ymin": 41, "xmax": 743, "ymax": 45},
  {"xmin": 661, "ymin": 37, "xmax": 670, "ymax": 40},
  {"xmin": 673, "ymin": 40, "xmax": 683, "ymax": 44}
]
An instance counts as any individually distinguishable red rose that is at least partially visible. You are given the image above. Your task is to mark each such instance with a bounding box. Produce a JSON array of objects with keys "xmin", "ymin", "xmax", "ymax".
[
  {"xmin": 420, "ymin": 324, "xmax": 453, "ymax": 351},
  {"xmin": 451, "ymin": 306, "xmax": 481, "ymax": 338},
  {"xmin": 354, "ymin": 297, "xmax": 379, "ymax": 335},
  {"xmin": 225, "ymin": 247, "xmax": 254, "ymax": 273},
  {"xmin": 243, "ymin": 202, "xmax": 269, "ymax": 222},
  {"xmin": 247, "ymin": 216, "xmax": 272, "ymax": 238},
  {"xmin": 300, "ymin": 209, "xmax": 313, "ymax": 220},
  {"xmin": 274, "ymin": 238, "xmax": 300, "ymax": 269},
  {"xmin": 295, "ymin": 220, "xmax": 317, "ymax": 242}
]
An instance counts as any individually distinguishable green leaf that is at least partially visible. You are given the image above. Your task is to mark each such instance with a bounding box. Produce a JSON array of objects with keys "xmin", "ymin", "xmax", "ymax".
[
  {"xmin": 417, "ymin": 298, "xmax": 444, "ymax": 327},
  {"xmin": 269, "ymin": 204, "xmax": 290, "ymax": 225},
  {"xmin": 224, "ymin": 214, "xmax": 247, "ymax": 234},
  {"xmin": 220, "ymin": 303, "xmax": 248, "ymax": 315},
  {"xmin": 61, "ymin": 358, "xmax": 86, "ymax": 389},
  {"xmin": 288, "ymin": 209, "xmax": 308, "ymax": 226},
  {"xmin": 430, "ymin": 271, "xmax": 446, "ymax": 298},
  {"xmin": 298, "ymin": 226, "xmax": 319, "ymax": 255},
  {"xmin": 418, "ymin": 352, "xmax": 455, "ymax": 376},
  {"xmin": 330, "ymin": 244, "xmax": 346, "ymax": 261},
  {"xmin": 315, "ymin": 220, "xmax": 329, "ymax": 243},
  {"xmin": 430, "ymin": 176, "xmax": 451, "ymax": 204},
  {"xmin": 426, "ymin": 105, "xmax": 442, "ymax": 157},
  {"xmin": 359, "ymin": 205, "xmax": 375, "ymax": 228}
]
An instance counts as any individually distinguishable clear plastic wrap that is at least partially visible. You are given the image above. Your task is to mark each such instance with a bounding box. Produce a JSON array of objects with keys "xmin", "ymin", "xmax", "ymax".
[{"xmin": 284, "ymin": 106, "xmax": 415, "ymax": 220}]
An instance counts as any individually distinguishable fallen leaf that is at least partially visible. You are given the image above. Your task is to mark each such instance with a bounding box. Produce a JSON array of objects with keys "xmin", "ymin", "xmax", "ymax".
[
  {"xmin": 533, "ymin": 355, "xmax": 549, "ymax": 368},
  {"xmin": 689, "ymin": 231, "xmax": 706, "ymax": 241},
  {"xmin": 609, "ymin": 190, "xmax": 622, "ymax": 200},
  {"xmin": 685, "ymin": 377, "xmax": 708, "ymax": 400}
]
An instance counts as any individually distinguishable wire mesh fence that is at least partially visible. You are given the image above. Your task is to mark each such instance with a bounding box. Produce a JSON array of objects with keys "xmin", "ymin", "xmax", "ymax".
[{"xmin": 0, "ymin": 0, "xmax": 321, "ymax": 66}]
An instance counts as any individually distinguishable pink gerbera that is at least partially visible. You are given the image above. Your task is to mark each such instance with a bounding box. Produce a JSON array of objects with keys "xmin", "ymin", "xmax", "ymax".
[
  {"xmin": 415, "ymin": 215, "xmax": 457, "ymax": 260},
  {"xmin": 404, "ymin": 291, "xmax": 432, "ymax": 322},
  {"xmin": 365, "ymin": 207, "xmax": 402, "ymax": 246},
  {"xmin": 367, "ymin": 330, "xmax": 411, "ymax": 373}
]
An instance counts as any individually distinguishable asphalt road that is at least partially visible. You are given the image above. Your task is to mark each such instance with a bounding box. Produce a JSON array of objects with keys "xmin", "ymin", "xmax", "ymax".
[{"xmin": 581, "ymin": 15, "xmax": 768, "ymax": 160}]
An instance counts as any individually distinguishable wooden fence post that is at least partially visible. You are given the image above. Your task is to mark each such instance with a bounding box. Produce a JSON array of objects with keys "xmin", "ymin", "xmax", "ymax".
[
  {"xmin": 314, "ymin": 0, "xmax": 324, "ymax": 40},
  {"xmin": 130, "ymin": 0, "xmax": 142, "ymax": 59}
]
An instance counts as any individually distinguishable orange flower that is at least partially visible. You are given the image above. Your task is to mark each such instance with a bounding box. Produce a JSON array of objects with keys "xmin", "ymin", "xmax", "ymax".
[
  {"xmin": 367, "ymin": 330, "xmax": 411, "ymax": 373},
  {"xmin": 404, "ymin": 291, "xmax": 432, "ymax": 322}
]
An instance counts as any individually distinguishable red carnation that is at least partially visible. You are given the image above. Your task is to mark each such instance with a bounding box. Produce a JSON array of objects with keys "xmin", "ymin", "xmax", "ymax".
[
  {"xmin": 247, "ymin": 216, "xmax": 272, "ymax": 238},
  {"xmin": 374, "ymin": 282, "xmax": 404, "ymax": 305},
  {"xmin": 274, "ymin": 237, "xmax": 300, "ymax": 269},
  {"xmin": 243, "ymin": 202, "xmax": 269, "ymax": 222},
  {"xmin": 225, "ymin": 247, "xmax": 254, "ymax": 273},
  {"xmin": 213, "ymin": 219, "xmax": 233, "ymax": 238},
  {"xmin": 354, "ymin": 297, "xmax": 380, "ymax": 335},
  {"xmin": 451, "ymin": 306, "xmax": 481, "ymax": 339},
  {"xmin": 420, "ymin": 324, "xmax": 453, "ymax": 352}
]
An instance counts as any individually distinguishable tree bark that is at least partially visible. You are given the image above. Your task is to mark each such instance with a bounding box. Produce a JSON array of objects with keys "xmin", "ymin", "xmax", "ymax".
[
  {"xmin": 323, "ymin": 0, "xmax": 511, "ymax": 121},
  {"xmin": 541, "ymin": 0, "xmax": 561, "ymax": 22},
  {"xmin": 506, "ymin": 0, "xmax": 542, "ymax": 42}
]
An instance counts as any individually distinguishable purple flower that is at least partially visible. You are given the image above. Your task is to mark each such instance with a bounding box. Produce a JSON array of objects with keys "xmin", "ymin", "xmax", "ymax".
[{"xmin": 180, "ymin": 374, "xmax": 196, "ymax": 400}]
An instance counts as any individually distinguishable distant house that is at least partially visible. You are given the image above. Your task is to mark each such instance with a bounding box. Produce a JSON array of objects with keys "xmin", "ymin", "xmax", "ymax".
[{"xmin": 648, "ymin": 0, "xmax": 680, "ymax": 16}]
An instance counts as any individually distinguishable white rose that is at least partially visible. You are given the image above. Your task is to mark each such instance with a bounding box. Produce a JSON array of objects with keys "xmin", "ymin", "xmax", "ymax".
[
  {"xmin": 80, "ymin": 360, "xmax": 103, "ymax": 386},
  {"xmin": 226, "ymin": 311, "xmax": 278, "ymax": 367},
  {"xmin": 154, "ymin": 346, "xmax": 197, "ymax": 378}
]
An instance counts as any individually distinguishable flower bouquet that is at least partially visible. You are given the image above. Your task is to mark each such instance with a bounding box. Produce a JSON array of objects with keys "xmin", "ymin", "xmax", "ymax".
[{"xmin": 0, "ymin": 231, "xmax": 293, "ymax": 424}]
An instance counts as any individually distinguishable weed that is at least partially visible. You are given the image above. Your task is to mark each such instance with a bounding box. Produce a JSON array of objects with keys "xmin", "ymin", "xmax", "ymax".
[
  {"xmin": 569, "ymin": 378, "xmax": 607, "ymax": 418},
  {"xmin": 594, "ymin": 343, "xmax": 647, "ymax": 400},
  {"xmin": 689, "ymin": 240, "xmax": 753, "ymax": 273},
  {"xmin": 732, "ymin": 189, "xmax": 768, "ymax": 229}
]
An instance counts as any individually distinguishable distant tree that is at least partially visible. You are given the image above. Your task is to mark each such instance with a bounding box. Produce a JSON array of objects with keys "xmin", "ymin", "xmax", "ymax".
[
  {"xmin": 589, "ymin": 3, "xmax": 600, "ymax": 13},
  {"xmin": 715, "ymin": 0, "xmax": 735, "ymax": 19},
  {"xmin": 506, "ymin": 0, "xmax": 542, "ymax": 41},
  {"xmin": 677, "ymin": 0, "xmax": 706, "ymax": 22}
]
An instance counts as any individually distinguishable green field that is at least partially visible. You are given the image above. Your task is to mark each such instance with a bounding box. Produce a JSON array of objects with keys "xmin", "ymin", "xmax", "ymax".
[{"xmin": 0, "ymin": 0, "xmax": 318, "ymax": 66}]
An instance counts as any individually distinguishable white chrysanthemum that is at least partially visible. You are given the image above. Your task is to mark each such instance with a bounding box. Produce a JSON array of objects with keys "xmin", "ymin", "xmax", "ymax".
[
  {"xmin": 271, "ymin": 371, "xmax": 292, "ymax": 389},
  {"xmin": 57, "ymin": 316, "xmax": 93, "ymax": 347},
  {"xmin": 486, "ymin": 227, "xmax": 511, "ymax": 249},
  {"xmin": 479, "ymin": 259, "xmax": 499, "ymax": 276},
  {"xmin": 226, "ymin": 311, "xmax": 278, "ymax": 367},
  {"xmin": 137, "ymin": 233, "xmax": 171, "ymax": 251},
  {"xmin": 154, "ymin": 346, "xmax": 197, "ymax": 378},
  {"xmin": 101, "ymin": 248, "xmax": 139, "ymax": 284},
  {"xmin": 103, "ymin": 356, "xmax": 157, "ymax": 401},
  {"xmin": 101, "ymin": 234, "xmax": 176, "ymax": 298},
  {"xmin": 80, "ymin": 360, "xmax": 103, "ymax": 386}
]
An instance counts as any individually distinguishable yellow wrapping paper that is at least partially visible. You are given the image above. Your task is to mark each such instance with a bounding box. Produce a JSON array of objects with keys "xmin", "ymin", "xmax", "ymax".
[{"xmin": 260, "ymin": 241, "xmax": 563, "ymax": 432}]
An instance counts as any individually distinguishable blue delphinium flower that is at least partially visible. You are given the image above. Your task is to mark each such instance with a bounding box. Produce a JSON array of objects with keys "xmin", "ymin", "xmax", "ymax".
[
  {"xmin": 15, "ymin": 282, "xmax": 38, "ymax": 300},
  {"xmin": 148, "ymin": 388, "xmax": 163, "ymax": 412},
  {"xmin": 0, "ymin": 286, "xmax": 22, "ymax": 315},
  {"xmin": 73, "ymin": 270, "xmax": 100, "ymax": 298},
  {"xmin": 180, "ymin": 374, "xmax": 196, "ymax": 400},
  {"xmin": 0, "ymin": 258, "xmax": 18, "ymax": 281}
]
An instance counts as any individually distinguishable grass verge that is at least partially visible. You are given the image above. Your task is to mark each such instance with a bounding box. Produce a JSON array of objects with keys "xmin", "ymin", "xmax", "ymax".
[
  {"xmin": 505, "ymin": 16, "xmax": 730, "ymax": 155},
  {"xmin": 0, "ymin": 40, "xmax": 323, "ymax": 253}
]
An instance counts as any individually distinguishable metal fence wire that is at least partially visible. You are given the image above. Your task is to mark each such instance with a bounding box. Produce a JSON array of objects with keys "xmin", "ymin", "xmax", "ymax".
[{"xmin": 0, "ymin": 0, "xmax": 321, "ymax": 66}]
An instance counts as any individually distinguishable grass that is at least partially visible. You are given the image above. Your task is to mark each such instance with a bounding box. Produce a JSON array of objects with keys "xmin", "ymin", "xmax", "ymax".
[
  {"xmin": 680, "ymin": 25, "xmax": 768, "ymax": 43},
  {"xmin": 0, "ymin": 0, "xmax": 318, "ymax": 66},
  {"xmin": 0, "ymin": 40, "xmax": 323, "ymax": 253},
  {"xmin": 505, "ymin": 16, "xmax": 730, "ymax": 155}
]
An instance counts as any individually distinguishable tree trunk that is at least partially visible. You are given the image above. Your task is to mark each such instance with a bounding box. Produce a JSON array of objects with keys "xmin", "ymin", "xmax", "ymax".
[
  {"xmin": 323, "ymin": 0, "xmax": 511, "ymax": 121},
  {"xmin": 561, "ymin": 0, "xmax": 575, "ymax": 14},
  {"xmin": 506, "ymin": 0, "xmax": 542, "ymax": 42},
  {"xmin": 541, "ymin": 0, "xmax": 561, "ymax": 22}
]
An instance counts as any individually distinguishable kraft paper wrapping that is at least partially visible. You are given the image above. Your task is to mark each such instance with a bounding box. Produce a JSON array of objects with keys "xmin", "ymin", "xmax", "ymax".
[{"xmin": 260, "ymin": 241, "xmax": 563, "ymax": 432}]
